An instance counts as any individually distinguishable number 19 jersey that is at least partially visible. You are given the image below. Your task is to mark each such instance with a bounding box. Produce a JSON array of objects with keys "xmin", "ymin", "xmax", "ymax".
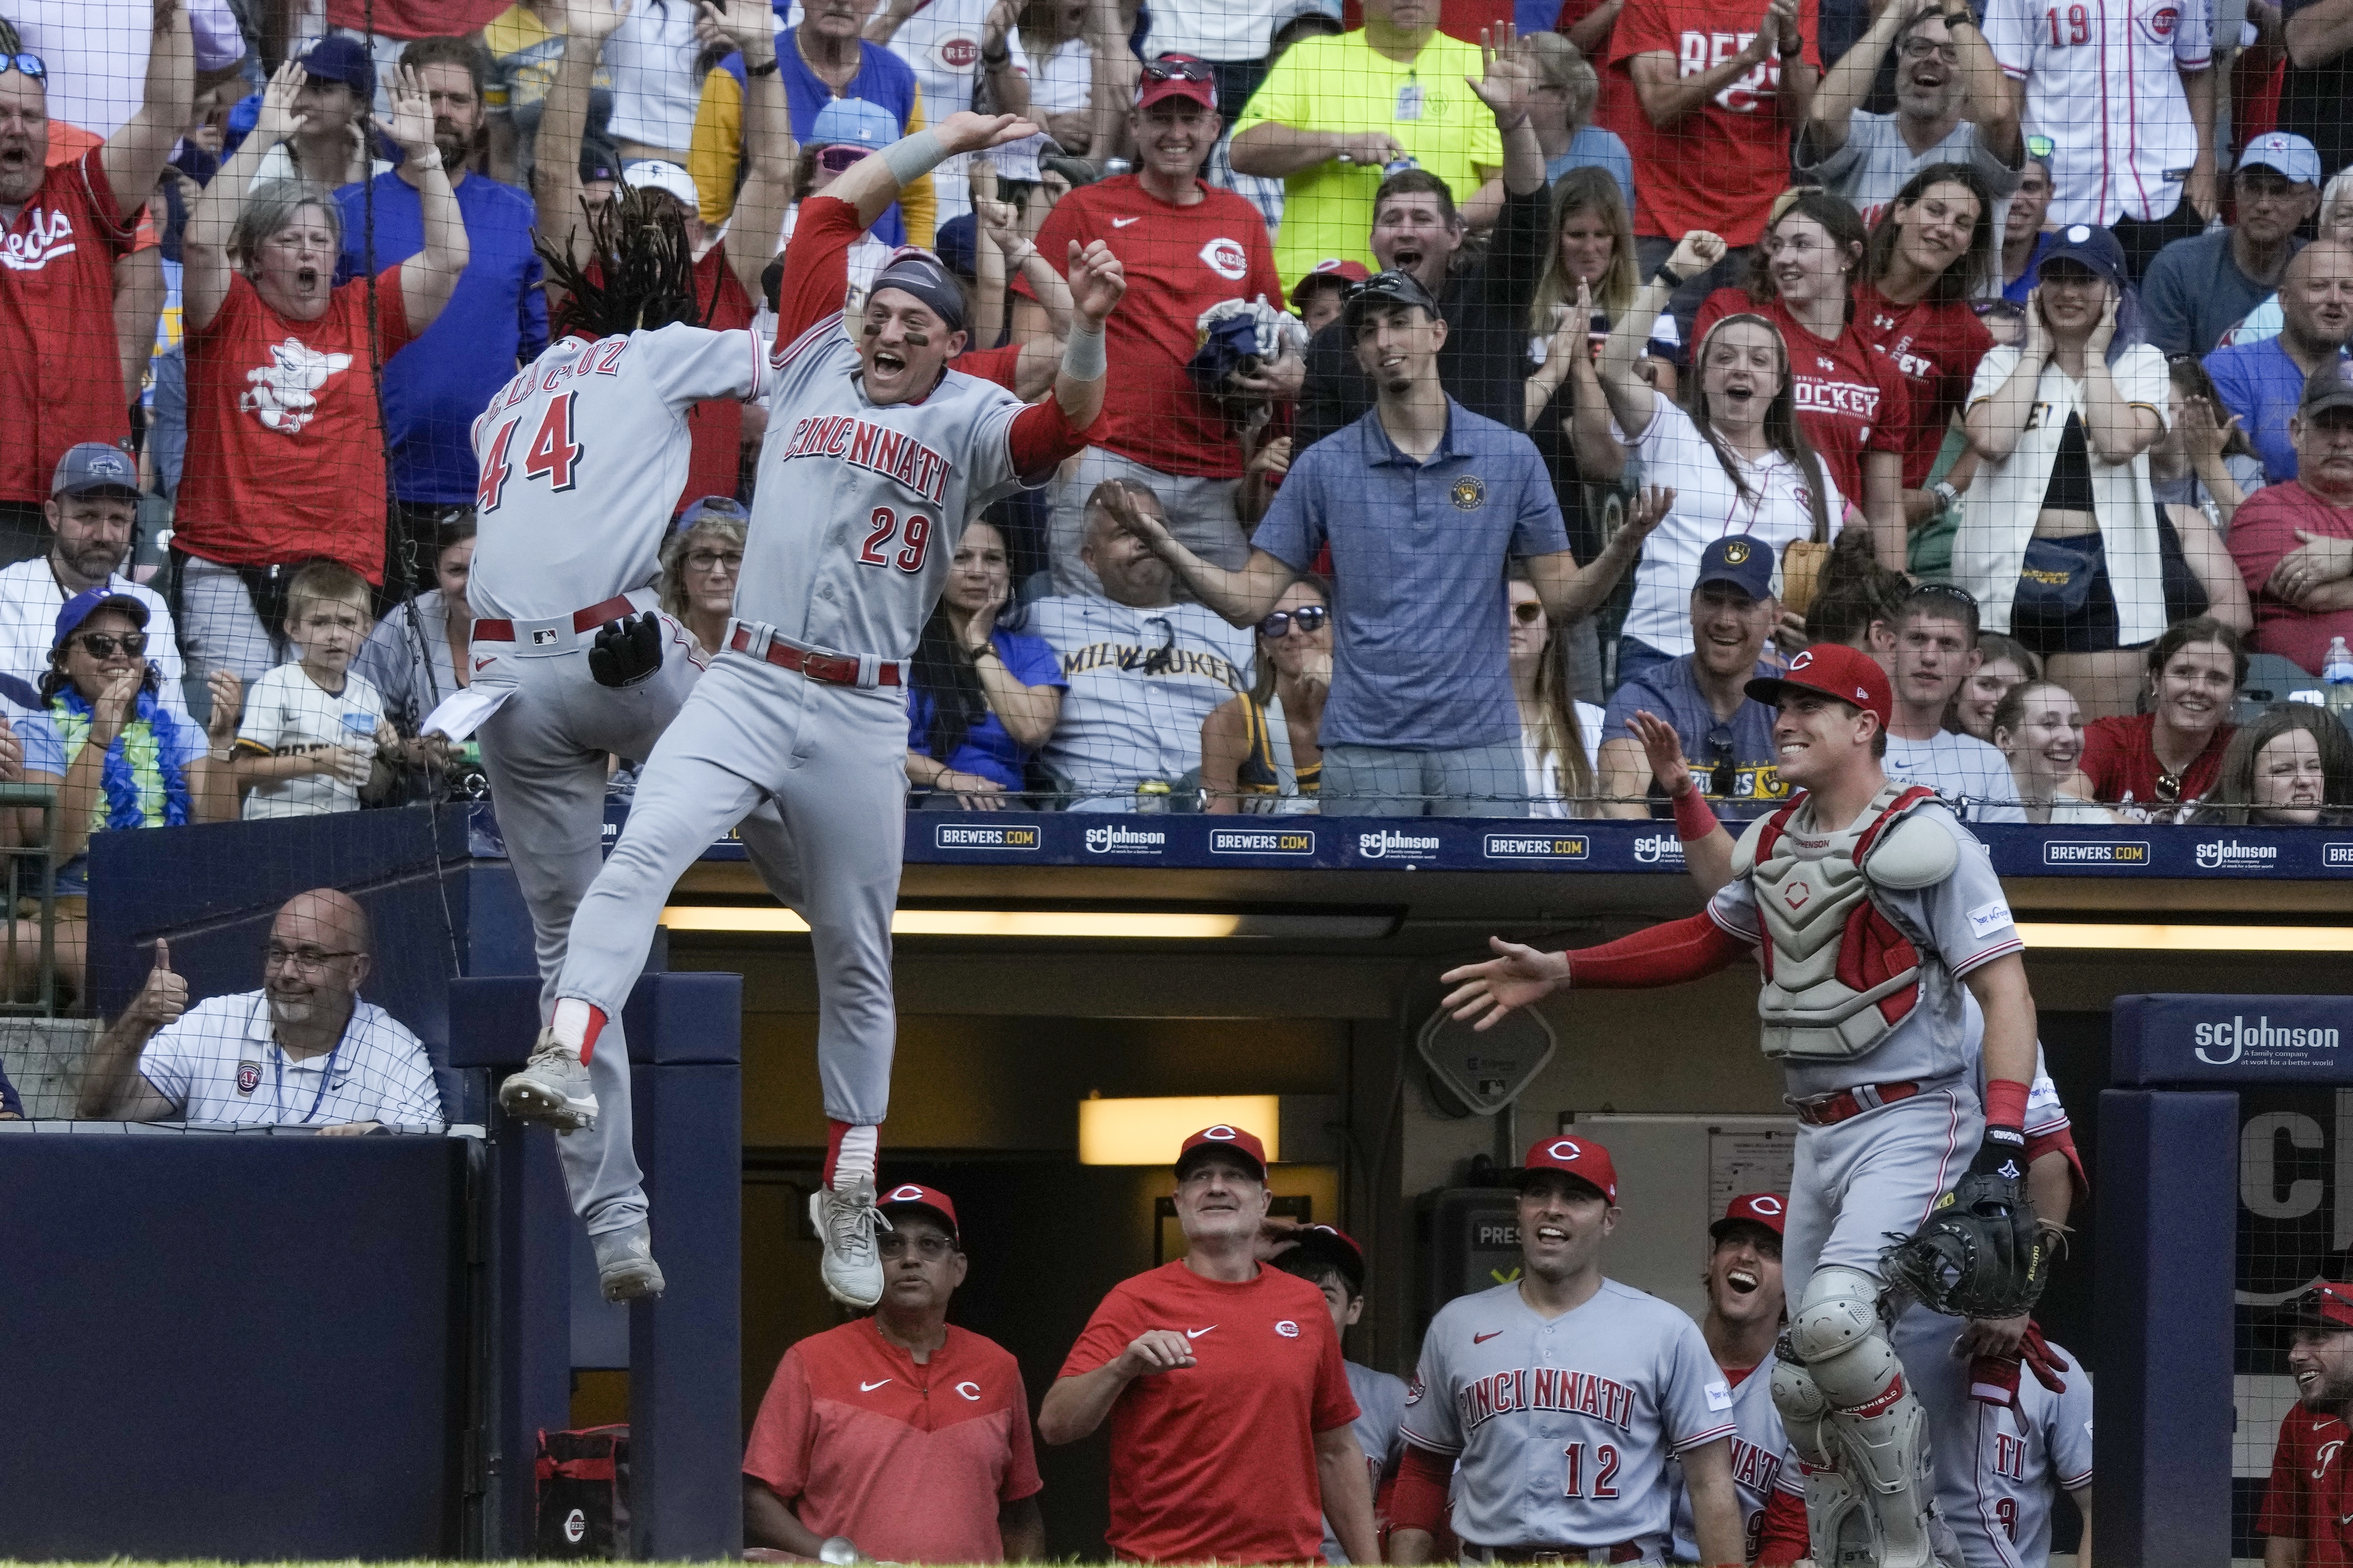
[{"xmin": 1402, "ymin": 1279, "xmax": 1736, "ymax": 1555}]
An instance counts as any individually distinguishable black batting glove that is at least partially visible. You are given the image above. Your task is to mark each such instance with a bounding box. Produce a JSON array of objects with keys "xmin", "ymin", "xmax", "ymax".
[{"xmin": 588, "ymin": 612, "xmax": 664, "ymax": 689}]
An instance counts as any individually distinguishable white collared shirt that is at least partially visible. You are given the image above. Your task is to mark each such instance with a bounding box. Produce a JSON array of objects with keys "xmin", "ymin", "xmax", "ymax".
[
  {"xmin": 0, "ymin": 558, "xmax": 189, "ymax": 716},
  {"xmin": 137, "ymin": 990, "xmax": 445, "ymax": 1130}
]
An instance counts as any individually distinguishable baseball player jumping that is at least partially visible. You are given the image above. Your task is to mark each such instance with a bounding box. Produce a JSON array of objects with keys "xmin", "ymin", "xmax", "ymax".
[
  {"xmin": 464, "ymin": 179, "xmax": 806, "ymax": 1302},
  {"xmin": 498, "ymin": 110, "xmax": 1126, "ymax": 1310},
  {"xmin": 1390, "ymin": 1134, "xmax": 1749, "ymax": 1567},
  {"xmin": 1444, "ymin": 643, "xmax": 2048, "ymax": 1568}
]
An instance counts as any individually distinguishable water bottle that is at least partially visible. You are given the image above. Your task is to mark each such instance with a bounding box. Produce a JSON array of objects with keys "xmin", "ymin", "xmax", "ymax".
[
  {"xmin": 2325, "ymin": 636, "xmax": 2353, "ymax": 713},
  {"xmin": 1134, "ymin": 779, "xmax": 1171, "ymax": 813}
]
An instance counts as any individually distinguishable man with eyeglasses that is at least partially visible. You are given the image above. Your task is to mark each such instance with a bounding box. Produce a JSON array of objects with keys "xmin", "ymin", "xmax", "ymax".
[
  {"xmin": 76, "ymin": 888, "xmax": 444, "ymax": 1133},
  {"xmin": 0, "ymin": 2, "xmax": 195, "ymax": 564},
  {"xmin": 1598, "ymin": 534, "xmax": 1786, "ymax": 821},
  {"xmin": 744, "ymin": 1183, "xmax": 1046, "ymax": 1563},
  {"xmin": 1039, "ymin": 1125, "xmax": 1379, "ymax": 1565},
  {"xmin": 1797, "ymin": 0, "xmax": 2022, "ymax": 232},
  {"xmin": 1880, "ymin": 583, "xmax": 2024, "ymax": 821},
  {"xmin": 2142, "ymin": 132, "xmax": 2322, "ymax": 360}
]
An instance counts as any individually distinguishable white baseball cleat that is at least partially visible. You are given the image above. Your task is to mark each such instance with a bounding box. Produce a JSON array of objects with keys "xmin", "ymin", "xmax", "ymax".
[
  {"xmin": 592, "ymin": 1221, "xmax": 666, "ymax": 1301},
  {"xmin": 499, "ymin": 1026, "xmax": 599, "ymax": 1131},
  {"xmin": 811, "ymin": 1180, "xmax": 889, "ymax": 1308}
]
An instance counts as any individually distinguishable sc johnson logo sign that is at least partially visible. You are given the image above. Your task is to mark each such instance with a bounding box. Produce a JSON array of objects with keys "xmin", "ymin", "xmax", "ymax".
[
  {"xmin": 2195, "ymin": 837, "xmax": 2280, "ymax": 871},
  {"xmin": 1084, "ymin": 823, "xmax": 1166, "ymax": 855},
  {"xmin": 1358, "ymin": 828, "xmax": 1441, "ymax": 860},
  {"xmin": 1632, "ymin": 832, "xmax": 1685, "ymax": 865},
  {"xmin": 1484, "ymin": 833, "xmax": 1592, "ymax": 861},
  {"xmin": 1209, "ymin": 827, "xmax": 1315, "ymax": 856},
  {"xmin": 2042, "ymin": 840, "xmax": 2151, "ymax": 865},
  {"xmin": 2192, "ymin": 1015, "xmax": 2343, "ymax": 1066},
  {"xmin": 933, "ymin": 823, "xmax": 1042, "ymax": 850}
]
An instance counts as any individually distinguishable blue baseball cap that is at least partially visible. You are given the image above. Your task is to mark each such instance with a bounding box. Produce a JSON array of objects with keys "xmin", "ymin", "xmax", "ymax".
[
  {"xmin": 298, "ymin": 34, "xmax": 376, "ymax": 99},
  {"xmin": 54, "ymin": 588, "xmax": 148, "ymax": 648},
  {"xmin": 677, "ymin": 494, "xmax": 749, "ymax": 529},
  {"xmin": 50, "ymin": 441, "xmax": 138, "ymax": 499},
  {"xmin": 1694, "ymin": 534, "xmax": 1775, "ymax": 602},
  {"xmin": 2035, "ymin": 223, "xmax": 2127, "ymax": 291},
  {"xmin": 809, "ymin": 96, "xmax": 898, "ymax": 151}
]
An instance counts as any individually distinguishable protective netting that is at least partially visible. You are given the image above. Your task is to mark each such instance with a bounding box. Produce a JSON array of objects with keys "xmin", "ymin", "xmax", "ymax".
[{"xmin": 0, "ymin": 0, "xmax": 2345, "ymax": 1110}]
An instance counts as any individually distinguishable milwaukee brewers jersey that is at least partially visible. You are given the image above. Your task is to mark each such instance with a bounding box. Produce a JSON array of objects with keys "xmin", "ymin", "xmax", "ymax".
[
  {"xmin": 467, "ymin": 324, "xmax": 767, "ymax": 624},
  {"xmin": 1402, "ymin": 1279, "xmax": 1736, "ymax": 1555},
  {"xmin": 1668, "ymin": 1355, "xmax": 1788, "ymax": 1564}
]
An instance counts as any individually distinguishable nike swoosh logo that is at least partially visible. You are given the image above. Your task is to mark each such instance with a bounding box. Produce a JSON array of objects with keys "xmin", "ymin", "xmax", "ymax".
[
  {"xmin": 860, "ymin": 1379, "xmax": 892, "ymax": 1391},
  {"xmin": 1186, "ymin": 1326, "xmax": 1216, "ymax": 1339},
  {"xmin": 1111, "ymin": 216, "xmax": 1141, "ymax": 227},
  {"xmin": 473, "ymin": 655, "xmax": 496, "ymax": 671},
  {"xmin": 1474, "ymin": 1331, "xmax": 1503, "ymax": 1344}
]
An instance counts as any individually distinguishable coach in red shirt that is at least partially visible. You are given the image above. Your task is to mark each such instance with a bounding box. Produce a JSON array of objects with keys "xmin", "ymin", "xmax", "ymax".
[
  {"xmin": 744, "ymin": 1184, "xmax": 1045, "ymax": 1563},
  {"xmin": 1013, "ymin": 57, "xmax": 1290, "ymax": 599},
  {"xmin": 2261, "ymin": 1281, "xmax": 2353, "ymax": 1568},
  {"xmin": 1039, "ymin": 1124, "xmax": 1378, "ymax": 1564},
  {"xmin": 0, "ymin": 4, "xmax": 191, "ymax": 561}
]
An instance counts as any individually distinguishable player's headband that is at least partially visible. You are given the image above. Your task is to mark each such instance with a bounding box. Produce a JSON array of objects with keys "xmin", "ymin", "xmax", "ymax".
[{"xmin": 868, "ymin": 249, "xmax": 968, "ymax": 336}]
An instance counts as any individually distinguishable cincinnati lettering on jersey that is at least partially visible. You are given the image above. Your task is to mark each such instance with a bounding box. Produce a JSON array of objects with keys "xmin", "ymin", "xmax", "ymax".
[
  {"xmin": 1457, "ymin": 1366, "xmax": 1636, "ymax": 1435},
  {"xmin": 1793, "ymin": 379, "xmax": 1883, "ymax": 419},
  {"xmin": 779, "ymin": 414, "xmax": 954, "ymax": 506},
  {"xmin": 1728, "ymin": 1435, "xmax": 1783, "ymax": 1495}
]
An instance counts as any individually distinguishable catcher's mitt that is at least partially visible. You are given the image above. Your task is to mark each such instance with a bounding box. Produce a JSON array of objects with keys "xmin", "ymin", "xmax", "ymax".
[{"xmin": 1881, "ymin": 1169, "xmax": 2050, "ymax": 1318}]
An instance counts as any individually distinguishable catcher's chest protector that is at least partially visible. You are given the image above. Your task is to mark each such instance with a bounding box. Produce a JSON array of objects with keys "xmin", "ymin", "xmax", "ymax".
[{"xmin": 1733, "ymin": 780, "xmax": 1955, "ymax": 1061}]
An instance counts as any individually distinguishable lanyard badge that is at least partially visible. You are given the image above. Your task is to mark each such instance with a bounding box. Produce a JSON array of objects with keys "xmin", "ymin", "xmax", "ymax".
[{"xmin": 1395, "ymin": 80, "xmax": 1423, "ymax": 120}]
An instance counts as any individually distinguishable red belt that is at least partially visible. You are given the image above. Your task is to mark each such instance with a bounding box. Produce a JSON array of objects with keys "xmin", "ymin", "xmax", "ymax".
[
  {"xmin": 1791, "ymin": 1080, "xmax": 1922, "ymax": 1127},
  {"xmin": 728, "ymin": 624, "xmax": 902, "ymax": 687},
  {"xmin": 473, "ymin": 593, "xmax": 640, "ymax": 644}
]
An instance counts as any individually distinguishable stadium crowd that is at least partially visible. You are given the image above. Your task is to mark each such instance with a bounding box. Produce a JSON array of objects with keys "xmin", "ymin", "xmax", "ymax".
[{"xmin": 0, "ymin": 0, "xmax": 2344, "ymax": 1001}]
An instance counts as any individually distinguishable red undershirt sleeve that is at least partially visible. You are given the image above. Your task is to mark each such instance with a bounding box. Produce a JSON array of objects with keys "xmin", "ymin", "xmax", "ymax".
[
  {"xmin": 1389, "ymin": 1442, "xmax": 1453, "ymax": 1535},
  {"xmin": 1566, "ymin": 911, "xmax": 1755, "ymax": 989},
  {"xmin": 1756, "ymin": 1482, "xmax": 1811, "ymax": 1564},
  {"xmin": 774, "ymin": 196, "xmax": 862, "ymax": 345},
  {"xmin": 1006, "ymin": 393, "xmax": 1092, "ymax": 480}
]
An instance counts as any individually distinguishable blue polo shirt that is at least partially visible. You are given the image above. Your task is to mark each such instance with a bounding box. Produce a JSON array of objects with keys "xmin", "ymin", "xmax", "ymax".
[
  {"xmin": 336, "ymin": 170, "xmax": 549, "ymax": 505},
  {"xmin": 1600, "ymin": 652, "xmax": 1786, "ymax": 820},
  {"xmin": 1254, "ymin": 400, "xmax": 1570, "ymax": 752},
  {"xmin": 2205, "ymin": 336, "xmax": 2353, "ymax": 485},
  {"xmin": 770, "ymin": 35, "xmax": 920, "ymax": 249}
]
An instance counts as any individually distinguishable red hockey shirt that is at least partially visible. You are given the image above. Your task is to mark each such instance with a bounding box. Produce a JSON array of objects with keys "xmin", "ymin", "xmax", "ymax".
[
  {"xmin": 1693, "ymin": 287, "xmax": 1909, "ymax": 508},
  {"xmin": 1853, "ymin": 283, "xmax": 1993, "ymax": 489}
]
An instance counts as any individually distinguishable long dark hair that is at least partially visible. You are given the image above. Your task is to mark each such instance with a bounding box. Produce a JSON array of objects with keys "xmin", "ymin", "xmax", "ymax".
[
  {"xmin": 1803, "ymin": 525, "xmax": 1910, "ymax": 645},
  {"xmin": 1743, "ymin": 188, "xmax": 1868, "ymax": 313},
  {"xmin": 912, "ymin": 521, "xmax": 1022, "ymax": 768},
  {"xmin": 2194, "ymin": 706, "xmax": 2353, "ymax": 825},
  {"xmin": 1866, "ymin": 161, "xmax": 1995, "ymax": 306},
  {"xmin": 1685, "ymin": 312, "xmax": 1834, "ymax": 540},
  {"xmin": 538, "ymin": 180, "xmax": 718, "ymax": 340}
]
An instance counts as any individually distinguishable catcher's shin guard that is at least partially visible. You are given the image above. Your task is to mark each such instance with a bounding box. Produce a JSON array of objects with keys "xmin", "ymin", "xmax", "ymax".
[
  {"xmin": 1773, "ymin": 1357, "xmax": 1873, "ymax": 1568},
  {"xmin": 1781, "ymin": 1266, "xmax": 1944, "ymax": 1568}
]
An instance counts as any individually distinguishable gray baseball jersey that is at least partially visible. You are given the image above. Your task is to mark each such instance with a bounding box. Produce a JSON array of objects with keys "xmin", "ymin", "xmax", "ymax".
[
  {"xmin": 746, "ymin": 196, "xmax": 1061, "ymax": 662},
  {"xmin": 1668, "ymin": 1354, "xmax": 1789, "ymax": 1564},
  {"xmin": 468, "ymin": 324, "xmax": 766, "ymax": 622},
  {"xmin": 1325, "ymin": 1360, "xmax": 1409, "ymax": 1564},
  {"xmin": 1402, "ymin": 1280, "xmax": 1736, "ymax": 1558},
  {"xmin": 1706, "ymin": 801, "xmax": 2026, "ymax": 1101},
  {"xmin": 1903, "ymin": 1317, "xmax": 2095, "ymax": 1568}
]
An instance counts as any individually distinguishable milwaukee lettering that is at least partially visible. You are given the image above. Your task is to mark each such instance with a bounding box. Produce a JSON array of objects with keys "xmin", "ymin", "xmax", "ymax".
[
  {"xmin": 1457, "ymin": 1367, "xmax": 1636, "ymax": 1434},
  {"xmin": 779, "ymin": 415, "xmax": 953, "ymax": 504}
]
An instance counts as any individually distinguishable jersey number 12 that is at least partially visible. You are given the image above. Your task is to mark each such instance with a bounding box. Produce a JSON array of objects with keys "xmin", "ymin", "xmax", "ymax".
[
  {"xmin": 477, "ymin": 393, "xmax": 586, "ymax": 513},
  {"xmin": 1562, "ymin": 1442, "xmax": 1619, "ymax": 1498}
]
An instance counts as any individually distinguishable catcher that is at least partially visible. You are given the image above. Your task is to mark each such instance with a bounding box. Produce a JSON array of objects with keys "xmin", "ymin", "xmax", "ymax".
[{"xmin": 1442, "ymin": 642, "xmax": 2050, "ymax": 1568}]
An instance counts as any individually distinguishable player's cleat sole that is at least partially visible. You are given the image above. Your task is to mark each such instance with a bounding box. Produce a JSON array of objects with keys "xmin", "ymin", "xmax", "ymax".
[
  {"xmin": 811, "ymin": 1181, "xmax": 888, "ymax": 1309},
  {"xmin": 593, "ymin": 1222, "xmax": 666, "ymax": 1301},
  {"xmin": 499, "ymin": 1027, "xmax": 599, "ymax": 1131}
]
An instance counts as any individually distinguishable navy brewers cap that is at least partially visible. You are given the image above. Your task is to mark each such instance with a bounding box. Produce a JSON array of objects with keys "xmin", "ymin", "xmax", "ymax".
[
  {"xmin": 298, "ymin": 33, "xmax": 376, "ymax": 99},
  {"xmin": 1694, "ymin": 535, "xmax": 1775, "ymax": 602},
  {"xmin": 51, "ymin": 441, "xmax": 138, "ymax": 499},
  {"xmin": 53, "ymin": 587, "xmax": 148, "ymax": 648},
  {"xmin": 2035, "ymin": 223, "xmax": 2127, "ymax": 292}
]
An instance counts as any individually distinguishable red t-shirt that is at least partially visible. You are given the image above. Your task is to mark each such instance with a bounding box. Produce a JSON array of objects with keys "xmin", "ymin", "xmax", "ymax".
[
  {"xmin": 1016, "ymin": 175, "xmax": 1283, "ymax": 480},
  {"xmin": 1561, "ymin": 0, "xmax": 1646, "ymax": 148},
  {"xmin": 952, "ymin": 341, "xmax": 1024, "ymax": 394},
  {"xmin": 324, "ymin": 0, "xmax": 505, "ymax": 36},
  {"xmin": 2229, "ymin": 481, "xmax": 2353, "ymax": 677},
  {"xmin": 1060, "ymin": 1260, "xmax": 1359, "ymax": 1564},
  {"xmin": 1852, "ymin": 283, "xmax": 1993, "ymax": 490},
  {"xmin": 680, "ymin": 242, "xmax": 755, "ymax": 515},
  {"xmin": 2078, "ymin": 711, "xmax": 2234, "ymax": 811},
  {"xmin": 1692, "ymin": 288, "xmax": 1908, "ymax": 506},
  {"xmin": 2260, "ymin": 1407, "xmax": 2353, "ymax": 1564},
  {"xmin": 743, "ymin": 1319, "xmax": 1042, "ymax": 1564},
  {"xmin": 177, "ymin": 267, "xmax": 417, "ymax": 582},
  {"xmin": 1608, "ymin": 0, "xmax": 1820, "ymax": 244},
  {"xmin": 0, "ymin": 147, "xmax": 137, "ymax": 504}
]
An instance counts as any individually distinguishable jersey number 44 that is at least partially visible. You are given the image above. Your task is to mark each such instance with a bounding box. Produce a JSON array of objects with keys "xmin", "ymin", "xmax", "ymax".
[{"xmin": 477, "ymin": 393, "xmax": 586, "ymax": 514}]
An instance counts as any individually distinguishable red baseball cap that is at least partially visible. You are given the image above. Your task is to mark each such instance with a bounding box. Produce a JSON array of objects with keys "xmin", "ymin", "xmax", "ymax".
[
  {"xmin": 1287, "ymin": 1223, "xmax": 1367, "ymax": 1289},
  {"xmin": 1519, "ymin": 1134, "xmax": 1618, "ymax": 1204},
  {"xmin": 2294, "ymin": 1281, "xmax": 2353, "ymax": 1331},
  {"xmin": 1711, "ymin": 1192, "xmax": 1788, "ymax": 1239},
  {"xmin": 1177, "ymin": 1123, "xmax": 1269, "ymax": 1179},
  {"xmin": 1136, "ymin": 53, "xmax": 1217, "ymax": 112},
  {"xmin": 1290, "ymin": 257, "xmax": 1372, "ymax": 308},
  {"xmin": 1746, "ymin": 642, "xmax": 1894, "ymax": 731},
  {"xmin": 877, "ymin": 1181, "xmax": 959, "ymax": 1238}
]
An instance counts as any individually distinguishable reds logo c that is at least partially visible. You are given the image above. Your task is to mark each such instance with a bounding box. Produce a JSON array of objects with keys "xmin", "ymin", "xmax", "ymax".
[
  {"xmin": 1548, "ymin": 1140, "xmax": 1582, "ymax": 1161},
  {"xmin": 1746, "ymin": 1195, "xmax": 1784, "ymax": 1216},
  {"xmin": 886, "ymin": 1184, "xmax": 928, "ymax": 1203},
  {"xmin": 1199, "ymin": 237, "xmax": 1249, "ymax": 282},
  {"xmin": 955, "ymin": 1380, "xmax": 982, "ymax": 1401},
  {"xmin": 1201, "ymin": 1125, "xmax": 1239, "ymax": 1141}
]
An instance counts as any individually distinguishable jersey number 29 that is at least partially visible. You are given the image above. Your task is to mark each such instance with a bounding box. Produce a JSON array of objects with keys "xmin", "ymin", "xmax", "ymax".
[
  {"xmin": 1562, "ymin": 1442, "xmax": 1619, "ymax": 1498},
  {"xmin": 859, "ymin": 506, "xmax": 934, "ymax": 573},
  {"xmin": 477, "ymin": 393, "xmax": 586, "ymax": 513}
]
